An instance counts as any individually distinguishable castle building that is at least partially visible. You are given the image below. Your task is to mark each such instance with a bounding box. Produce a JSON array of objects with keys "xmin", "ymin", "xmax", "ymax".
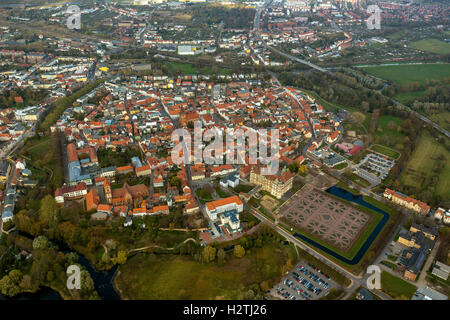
[{"xmin": 250, "ymin": 167, "xmax": 293, "ymax": 199}]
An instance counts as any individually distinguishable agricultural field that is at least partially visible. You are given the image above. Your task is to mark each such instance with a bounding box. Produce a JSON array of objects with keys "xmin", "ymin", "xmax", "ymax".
[
  {"xmin": 399, "ymin": 130, "xmax": 450, "ymax": 200},
  {"xmin": 361, "ymin": 64, "xmax": 450, "ymax": 85},
  {"xmin": 410, "ymin": 39, "xmax": 450, "ymax": 55},
  {"xmin": 115, "ymin": 242, "xmax": 295, "ymax": 300}
]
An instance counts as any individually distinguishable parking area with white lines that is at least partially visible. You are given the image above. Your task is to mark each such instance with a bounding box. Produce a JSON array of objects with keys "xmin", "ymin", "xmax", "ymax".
[{"xmin": 270, "ymin": 260, "xmax": 338, "ymax": 300}]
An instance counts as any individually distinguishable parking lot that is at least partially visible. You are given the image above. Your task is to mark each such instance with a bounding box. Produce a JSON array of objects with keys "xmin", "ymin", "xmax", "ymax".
[{"xmin": 269, "ymin": 261, "xmax": 337, "ymax": 300}]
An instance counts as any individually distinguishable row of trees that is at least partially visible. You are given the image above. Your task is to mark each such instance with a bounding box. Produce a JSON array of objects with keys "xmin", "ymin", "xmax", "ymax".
[
  {"xmin": 199, "ymin": 244, "xmax": 246, "ymax": 264},
  {"xmin": 38, "ymin": 78, "xmax": 105, "ymax": 132},
  {"xmin": 279, "ymin": 71, "xmax": 392, "ymax": 113}
]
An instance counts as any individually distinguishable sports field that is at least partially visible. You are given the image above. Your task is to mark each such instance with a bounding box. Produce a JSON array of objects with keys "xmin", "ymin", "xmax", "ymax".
[
  {"xmin": 410, "ymin": 39, "xmax": 450, "ymax": 55},
  {"xmin": 362, "ymin": 63, "xmax": 450, "ymax": 85},
  {"xmin": 400, "ymin": 131, "xmax": 450, "ymax": 199}
]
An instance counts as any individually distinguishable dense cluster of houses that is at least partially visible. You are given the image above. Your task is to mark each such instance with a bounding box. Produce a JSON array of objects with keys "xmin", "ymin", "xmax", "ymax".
[{"xmin": 38, "ymin": 69, "xmax": 345, "ymax": 230}]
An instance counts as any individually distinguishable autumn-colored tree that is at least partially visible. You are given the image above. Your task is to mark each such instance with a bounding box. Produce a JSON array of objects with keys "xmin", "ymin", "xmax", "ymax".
[
  {"xmin": 202, "ymin": 245, "xmax": 217, "ymax": 263},
  {"xmin": 217, "ymin": 248, "xmax": 226, "ymax": 264},
  {"xmin": 234, "ymin": 245, "xmax": 245, "ymax": 258},
  {"xmin": 115, "ymin": 250, "xmax": 127, "ymax": 265}
]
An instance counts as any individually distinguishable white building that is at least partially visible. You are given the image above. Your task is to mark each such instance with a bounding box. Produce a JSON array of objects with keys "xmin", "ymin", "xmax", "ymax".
[{"xmin": 205, "ymin": 195, "xmax": 243, "ymax": 221}]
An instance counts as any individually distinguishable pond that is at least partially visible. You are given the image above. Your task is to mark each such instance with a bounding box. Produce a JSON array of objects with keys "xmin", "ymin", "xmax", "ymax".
[{"xmin": 292, "ymin": 186, "xmax": 390, "ymax": 265}]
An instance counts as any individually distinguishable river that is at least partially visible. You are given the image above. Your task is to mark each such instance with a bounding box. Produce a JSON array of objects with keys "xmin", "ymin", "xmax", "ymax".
[{"xmin": 292, "ymin": 186, "xmax": 390, "ymax": 265}]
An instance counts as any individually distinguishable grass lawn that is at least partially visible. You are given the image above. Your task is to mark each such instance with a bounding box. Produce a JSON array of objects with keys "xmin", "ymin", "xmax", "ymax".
[
  {"xmin": 21, "ymin": 136, "xmax": 63, "ymax": 188},
  {"xmin": 399, "ymin": 130, "xmax": 450, "ymax": 199},
  {"xmin": 380, "ymin": 260, "xmax": 397, "ymax": 270},
  {"xmin": 393, "ymin": 90, "xmax": 426, "ymax": 105},
  {"xmin": 336, "ymin": 181, "xmax": 360, "ymax": 196},
  {"xmin": 233, "ymin": 184, "xmax": 254, "ymax": 194},
  {"xmin": 380, "ymin": 271, "xmax": 417, "ymax": 300},
  {"xmin": 370, "ymin": 144, "xmax": 400, "ymax": 159},
  {"xmin": 333, "ymin": 162, "xmax": 348, "ymax": 170},
  {"xmin": 195, "ymin": 189, "xmax": 214, "ymax": 204},
  {"xmin": 374, "ymin": 115, "xmax": 407, "ymax": 149},
  {"xmin": 362, "ymin": 63, "xmax": 450, "ymax": 85},
  {"xmin": 410, "ymin": 39, "xmax": 450, "ymax": 55},
  {"xmin": 115, "ymin": 242, "xmax": 294, "ymax": 299},
  {"xmin": 343, "ymin": 171, "xmax": 371, "ymax": 188}
]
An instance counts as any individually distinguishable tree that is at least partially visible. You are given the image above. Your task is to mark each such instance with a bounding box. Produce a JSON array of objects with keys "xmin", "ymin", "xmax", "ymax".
[
  {"xmin": 46, "ymin": 271, "xmax": 54, "ymax": 283},
  {"xmin": 9, "ymin": 270, "xmax": 23, "ymax": 285},
  {"xmin": 361, "ymin": 101, "xmax": 370, "ymax": 113},
  {"xmin": 233, "ymin": 245, "xmax": 245, "ymax": 258},
  {"xmin": 80, "ymin": 270, "xmax": 94, "ymax": 292},
  {"xmin": 202, "ymin": 245, "xmax": 217, "ymax": 263},
  {"xmin": 101, "ymin": 252, "xmax": 110, "ymax": 264},
  {"xmin": 66, "ymin": 252, "xmax": 79, "ymax": 265},
  {"xmin": 39, "ymin": 195, "xmax": 58, "ymax": 224},
  {"xmin": 288, "ymin": 161, "xmax": 300, "ymax": 173},
  {"xmin": 298, "ymin": 165, "xmax": 307, "ymax": 175},
  {"xmin": 33, "ymin": 235, "xmax": 49, "ymax": 250},
  {"xmin": 0, "ymin": 275, "xmax": 20, "ymax": 296},
  {"xmin": 386, "ymin": 121, "xmax": 397, "ymax": 131},
  {"xmin": 115, "ymin": 250, "xmax": 127, "ymax": 265},
  {"xmin": 217, "ymin": 248, "xmax": 226, "ymax": 264},
  {"xmin": 260, "ymin": 281, "xmax": 269, "ymax": 292}
]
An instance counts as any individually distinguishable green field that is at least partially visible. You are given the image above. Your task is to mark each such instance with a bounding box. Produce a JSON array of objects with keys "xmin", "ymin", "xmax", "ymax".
[
  {"xmin": 399, "ymin": 130, "xmax": 450, "ymax": 199},
  {"xmin": 393, "ymin": 90, "xmax": 426, "ymax": 104},
  {"xmin": 115, "ymin": 242, "xmax": 294, "ymax": 299},
  {"xmin": 21, "ymin": 136, "xmax": 63, "ymax": 189},
  {"xmin": 362, "ymin": 64, "xmax": 450, "ymax": 85},
  {"xmin": 343, "ymin": 170, "xmax": 371, "ymax": 188},
  {"xmin": 380, "ymin": 271, "xmax": 417, "ymax": 300},
  {"xmin": 333, "ymin": 162, "xmax": 348, "ymax": 170},
  {"xmin": 370, "ymin": 144, "xmax": 400, "ymax": 159},
  {"xmin": 410, "ymin": 39, "xmax": 450, "ymax": 55},
  {"xmin": 373, "ymin": 115, "xmax": 407, "ymax": 150}
]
